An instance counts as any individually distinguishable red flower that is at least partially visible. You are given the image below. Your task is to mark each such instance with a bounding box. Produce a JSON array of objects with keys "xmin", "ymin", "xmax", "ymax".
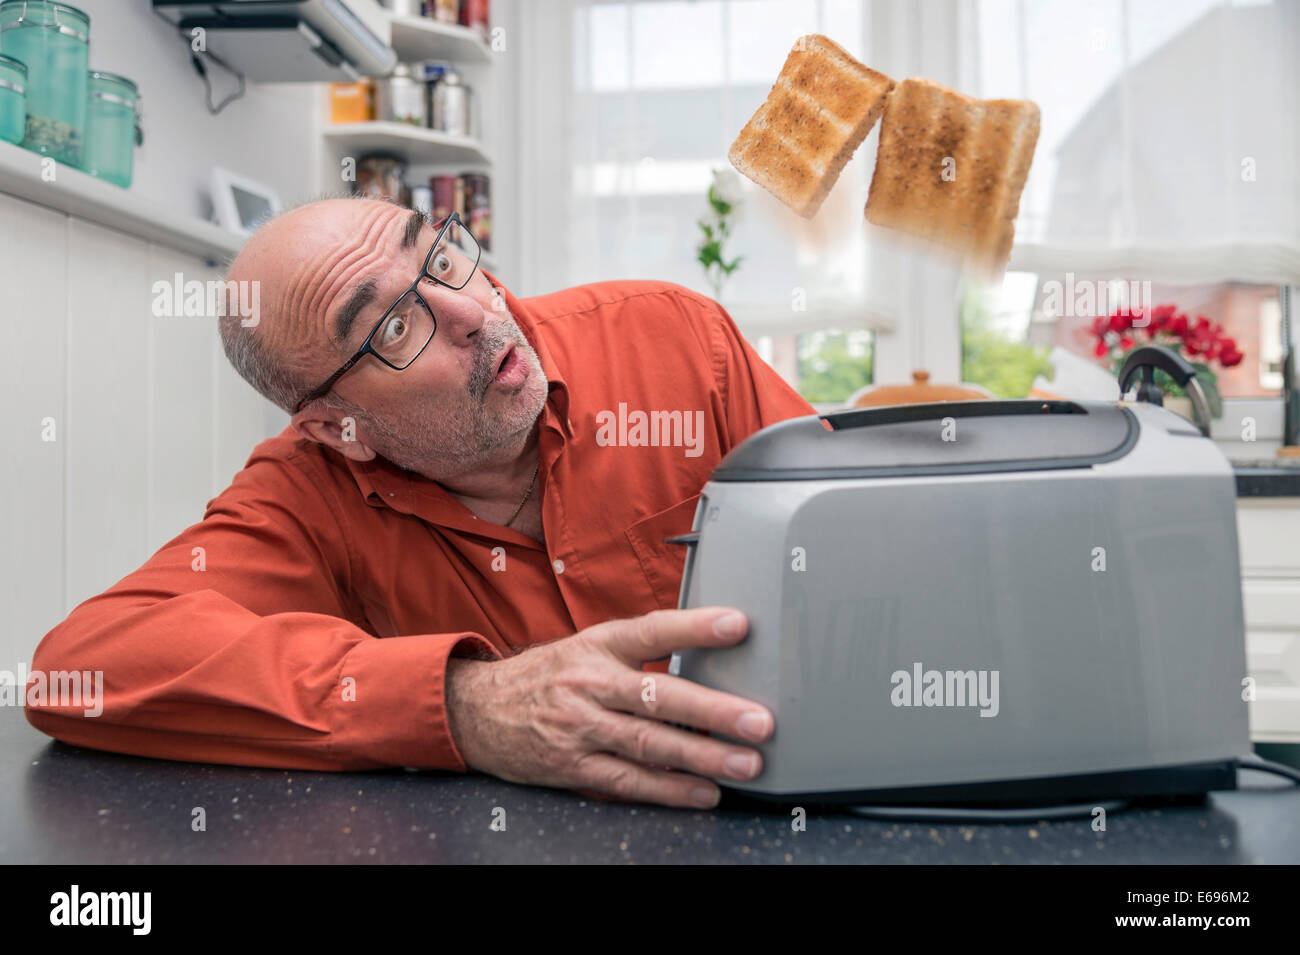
[
  {"xmin": 1168, "ymin": 314, "xmax": 1189, "ymax": 337},
  {"xmin": 1119, "ymin": 336, "xmax": 1135, "ymax": 350},
  {"xmin": 1091, "ymin": 315, "xmax": 1109, "ymax": 337},
  {"xmin": 1109, "ymin": 313, "xmax": 1131, "ymax": 333},
  {"xmin": 1219, "ymin": 337, "xmax": 1243, "ymax": 368},
  {"xmin": 1094, "ymin": 340, "xmax": 1109, "ymax": 357}
]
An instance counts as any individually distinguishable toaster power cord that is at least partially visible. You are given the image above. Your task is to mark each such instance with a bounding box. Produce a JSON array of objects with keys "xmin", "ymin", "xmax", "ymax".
[
  {"xmin": 1235, "ymin": 755, "xmax": 1300, "ymax": 785},
  {"xmin": 846, "ymin": 800, "xmax": 1128, "ymax": 824},
  {"xmin": 843, "ymin": 757, "xmax": 1300, "ymax": 824}
]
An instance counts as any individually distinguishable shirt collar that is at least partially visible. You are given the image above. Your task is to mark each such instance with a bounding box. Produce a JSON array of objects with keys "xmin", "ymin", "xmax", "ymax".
[{"xmin": 342, "ymin": 270, "xmax": 573, "ymax": 509}]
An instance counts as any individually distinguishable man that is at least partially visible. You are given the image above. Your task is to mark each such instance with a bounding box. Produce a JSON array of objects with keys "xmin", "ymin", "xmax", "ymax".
[{"xmin": 26, "ymin": 197, "xmax": 817, "ymax": 809}]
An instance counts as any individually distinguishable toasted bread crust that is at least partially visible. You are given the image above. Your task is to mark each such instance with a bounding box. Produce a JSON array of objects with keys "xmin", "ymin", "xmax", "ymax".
[
  {"xmin": 865, "ymin": 77, "xmax": 1040, "ymax": 277},
  {"xmin": 729, "ymin": 34, "xmax": 894, "ymax": 218}
]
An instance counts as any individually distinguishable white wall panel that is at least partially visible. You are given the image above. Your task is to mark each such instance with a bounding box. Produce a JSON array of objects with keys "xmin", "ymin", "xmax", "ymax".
[
  {"xmin": 64, "ymin": 220, "xmax": 152, "ymax": 611},
  {"xmin": 214, "ymin": 319, "xmax": 282, "ymax": 494},
  {"xmin": 147, "ymin": 246, "xmax": 219, "ymax": 553},
  {"xmin": 0, "ymin": 194, "xmax": 68, "ymax": 667}
]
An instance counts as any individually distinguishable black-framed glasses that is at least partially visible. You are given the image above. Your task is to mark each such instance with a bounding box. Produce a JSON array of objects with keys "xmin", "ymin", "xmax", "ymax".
[{"xmin": 294, "ymin": 211, "xmax": 481, "ymax": 413}]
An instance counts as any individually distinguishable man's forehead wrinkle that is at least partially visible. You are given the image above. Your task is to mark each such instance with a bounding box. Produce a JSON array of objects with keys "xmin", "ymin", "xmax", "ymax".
[{"xmin": 286, "ymin": 207, "xmax": 395, "ymax": 354}]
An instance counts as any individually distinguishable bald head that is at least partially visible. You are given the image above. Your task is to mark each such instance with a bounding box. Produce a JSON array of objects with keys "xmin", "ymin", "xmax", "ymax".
[
  {"xmin": 220, "ymin": 198, "xmax": 415, "ymax": 404},
  {"xmin": 218, "ymin": 196, "xmax": 548, "ymax": 481}
]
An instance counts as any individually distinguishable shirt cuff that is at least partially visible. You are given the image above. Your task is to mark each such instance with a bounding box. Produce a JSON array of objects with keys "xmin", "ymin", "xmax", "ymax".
[{"xmin": 328, "ymin": 631, "xmax": 503, "ymax": 772}]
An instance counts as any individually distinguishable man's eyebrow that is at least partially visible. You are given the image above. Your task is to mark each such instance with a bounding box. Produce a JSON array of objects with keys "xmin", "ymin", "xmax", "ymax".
[
  {"xmin": 401, "ymin": 210, "xmax": 426, "ymax": 251},
  {"xmin": 334, "ymin": 276, "xmax": 378, "ymax": 343},
  {"xmin": 333, "ymin": 213, "xmax": 424, "ymax": 343}
]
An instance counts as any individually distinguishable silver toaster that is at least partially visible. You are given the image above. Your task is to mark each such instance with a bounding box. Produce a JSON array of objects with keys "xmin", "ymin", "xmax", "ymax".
[{"xmin": 669, "ymin": 398, "xmax": 1252, "ymax": 805}]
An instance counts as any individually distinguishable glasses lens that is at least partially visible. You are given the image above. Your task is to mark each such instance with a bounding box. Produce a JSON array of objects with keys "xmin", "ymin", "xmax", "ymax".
[
  {"xmin": 372, "ymin": 290, "xmax": 436, "ymax": 368},
  {"xmin": 425, "ymin": 220, "xmax": 481, "ymax": 290}
]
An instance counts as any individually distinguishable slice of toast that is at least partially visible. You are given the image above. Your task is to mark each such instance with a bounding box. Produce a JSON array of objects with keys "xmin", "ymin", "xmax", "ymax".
[
  {"xmin": 729, "ymin": 35, "xmax": 894, "ymax": 218},
  {"xmin": 865, "ymin": 78, "xmax": 1040, "ymax": 278}
]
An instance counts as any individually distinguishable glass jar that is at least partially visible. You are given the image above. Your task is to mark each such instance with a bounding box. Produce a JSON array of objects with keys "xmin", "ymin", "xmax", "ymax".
[
  {"xmin": 83, "ymin": 70, "xmax": 136, "ymax": 187},
  {"xmin": 0, "ymin": 53, "xmax": 25, "ymax": 144},
  {"xmin": 376, "ymin": 63, "xmax": 426, "ymax": 126},
  {"xmin": 0, "ymin": 1, "xmax": 90, "ymax": 166}
]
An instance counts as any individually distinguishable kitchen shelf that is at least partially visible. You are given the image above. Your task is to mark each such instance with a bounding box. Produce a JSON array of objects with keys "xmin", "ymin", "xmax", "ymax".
[
  {"xmin": 388, "ymin": 14, "xmax": 491, "ymax": 63},
  {"xmin": 0, "ymin": 140, "xmax": 243, "ymax": 263},
  {"xmin": 322, "ymin": 123, "xmax": 491, "ymax": 165}
]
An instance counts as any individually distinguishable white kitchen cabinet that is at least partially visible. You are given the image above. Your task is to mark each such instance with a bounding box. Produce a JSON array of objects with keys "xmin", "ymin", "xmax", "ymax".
[
  {"xmin": 1237, "ymin": 499, "xmax": 1300, "ymax": 742},
  {"xmin": 0, "ymin": 193, "xmax": 275, "ymax": 667}
]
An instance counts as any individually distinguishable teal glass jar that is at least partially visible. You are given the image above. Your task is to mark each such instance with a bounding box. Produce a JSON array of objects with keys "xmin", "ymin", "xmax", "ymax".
[
  {"xmin": 83, "ymin": 70, "xmax": 136, "ymax": 187},
  {"xmin": 0, "ymin": 1, "xmax": 89, "ymax": 166},
  {"xmin": 0, "ymin": 53, "xmax": 24, "ymax": 144}
]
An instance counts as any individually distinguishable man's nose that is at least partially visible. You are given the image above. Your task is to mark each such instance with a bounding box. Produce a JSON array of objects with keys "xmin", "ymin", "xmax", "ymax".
[{"xmin": 425, "ymin": 283, "xmax": 486, "ymax": 344}]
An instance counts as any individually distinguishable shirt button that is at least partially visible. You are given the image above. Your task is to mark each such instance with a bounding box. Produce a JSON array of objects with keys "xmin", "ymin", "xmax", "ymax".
[{"xmin": 553, "ymin": 559, "xmax": 565, "ymax": 574}]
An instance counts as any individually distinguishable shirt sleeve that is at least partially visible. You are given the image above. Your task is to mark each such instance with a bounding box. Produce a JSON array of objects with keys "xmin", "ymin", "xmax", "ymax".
[
  {"xmin": 702, "ymin": 296, "xmax": 818, "ymax": 448},
  {"xmin": 25, "ymin": 448, "xmax": 502, "ymax": 773}
]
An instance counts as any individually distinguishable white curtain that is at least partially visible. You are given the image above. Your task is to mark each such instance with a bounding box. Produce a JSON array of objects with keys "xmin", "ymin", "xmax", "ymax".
[
  {"xmin": 507, "ymin": 0, "xmax": 1300, "ymax": 379},
  {"xmin": 995, "ymin": 0, "xmax": 1300, "ymax": 286},
  {"xmin": 511, "ymin": 0, "xmax": 890, "ymax": 331}
]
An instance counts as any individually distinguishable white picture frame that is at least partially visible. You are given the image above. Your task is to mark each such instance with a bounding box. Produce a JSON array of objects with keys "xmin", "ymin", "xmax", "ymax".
[{"xmin": 210, "ymin": 167, "xmax": 282, "ymax": 236}]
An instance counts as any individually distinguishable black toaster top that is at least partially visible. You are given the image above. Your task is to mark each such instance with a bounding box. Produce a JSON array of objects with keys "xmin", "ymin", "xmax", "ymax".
[{"xmin": 711, "ymin": 399, "xmax": 1142, "ymax": 481}]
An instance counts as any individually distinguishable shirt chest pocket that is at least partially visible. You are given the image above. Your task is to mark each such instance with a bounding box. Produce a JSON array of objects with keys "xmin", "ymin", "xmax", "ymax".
[{"xmin": 624, "ymin": 494, "xmax": 701, "ymax": 611}]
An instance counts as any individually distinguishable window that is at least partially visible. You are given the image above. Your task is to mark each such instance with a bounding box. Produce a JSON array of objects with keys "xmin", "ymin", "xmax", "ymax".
[
  {"xmin": 961, "ymin": 271, "xmax": 1287, "ymax": 402},
  {"xmin": 757, "ymin": 329, "xmax": 875, "ymax": 406}
]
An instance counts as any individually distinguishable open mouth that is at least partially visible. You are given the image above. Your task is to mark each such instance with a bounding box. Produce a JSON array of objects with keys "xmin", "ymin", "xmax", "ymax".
[
  {"xmin": 496, "ymin": 344, "xmax": 515, "ymax": 376},
  {"xmin": 485, "ymin": 342, "xmax": 525, "ymax": 395}
]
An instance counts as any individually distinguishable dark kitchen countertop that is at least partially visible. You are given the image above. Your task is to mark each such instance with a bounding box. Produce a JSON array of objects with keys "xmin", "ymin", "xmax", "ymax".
[
  {"xmin": 1233, "ymin": 462, "xmax": 1300, "ymax": 497},
  {"xmin": 2, "ymin": 711, "xmax": 1297, "ymax": 864}
]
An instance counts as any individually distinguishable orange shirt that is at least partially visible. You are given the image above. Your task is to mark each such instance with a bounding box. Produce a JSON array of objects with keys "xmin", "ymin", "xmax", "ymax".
[{"xmin": 26, "ymin": 277, "xmax": 816, "ymax": 772}]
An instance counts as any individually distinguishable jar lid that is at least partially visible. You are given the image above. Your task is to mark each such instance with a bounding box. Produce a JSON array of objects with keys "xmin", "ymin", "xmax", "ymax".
[
  {"xmin": 357, "ymin": 152, "xmax": 407, "ymax": 168},
  {"xmin": 89, "ymin": 69, "xmax": 138, "ymax": 94},
  {"xmin": 0, "ymin": 53, "xmax": 26, "ymax": 74},
  {"xmin": 0, "ymin": 1, "xmax": 91, "ymax": 31}
]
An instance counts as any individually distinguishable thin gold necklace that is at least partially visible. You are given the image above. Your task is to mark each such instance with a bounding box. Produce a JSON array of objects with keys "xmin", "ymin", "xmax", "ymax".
[{"xmin": 504, "ymin": 461, "xmax": 540, "ymax": 528}]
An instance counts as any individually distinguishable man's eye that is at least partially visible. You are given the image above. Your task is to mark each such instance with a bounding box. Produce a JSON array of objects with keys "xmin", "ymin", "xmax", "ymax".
[
  {"xmin": 379, "ymin": 314, "xmax": 408, "ymax": 346},
  {"xmin": 431, "ymin": 251, "xmax": 452, "ymax": 275}
]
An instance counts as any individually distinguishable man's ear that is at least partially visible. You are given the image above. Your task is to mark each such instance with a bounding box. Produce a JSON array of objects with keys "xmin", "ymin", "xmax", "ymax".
[{"xmin": 291, "ymin": 405, "xmax": 377, "ymax": 462}]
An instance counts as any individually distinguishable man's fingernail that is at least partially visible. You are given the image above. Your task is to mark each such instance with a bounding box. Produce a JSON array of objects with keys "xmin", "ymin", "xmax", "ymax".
[
  {"xmin": 725, "ymin": 752, "xmax": 759, "ymax": 779},
  {"xmin": 713, "ymin": 611, "xmax": 745, "ymax": 638},
  {"xmin": 691, "ymin": 785, "xmax": 720, "ymax": 808},
  {"xmin": 736, "ymin": 711, "xmax": 769, "ymax": 741}
]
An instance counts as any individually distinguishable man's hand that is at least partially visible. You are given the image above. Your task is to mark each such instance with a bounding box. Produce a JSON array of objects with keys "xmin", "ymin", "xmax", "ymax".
[{"xmin": 444, "ymin": 606, "xmax": 773, "ymax": 809}]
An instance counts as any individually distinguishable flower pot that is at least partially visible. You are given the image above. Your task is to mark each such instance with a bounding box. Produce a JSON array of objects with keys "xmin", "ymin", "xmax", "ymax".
[{"xmin": 1162, "ymin": 396, "xmax": 1196, "ymax": 424}]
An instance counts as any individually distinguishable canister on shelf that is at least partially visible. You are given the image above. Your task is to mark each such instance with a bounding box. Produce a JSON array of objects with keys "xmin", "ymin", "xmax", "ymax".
[
  {"xmin": 379, "ymin": 0, "xmax": 426, "ymax": 17},
  {"xmin": 377, "ymin": 63, "xmax": 427, "ymax": 126},
  {"xmin": 355, "ymin": 153, "xmax": 410, "ymax": 207},
  {"xmin": 83, "ymin": 70, "xmax": 138, "ymax": 188},
  {"xmin": 329, "ymin": 80, "xmax": 374, "ymax": 123},
  {"xmin": 430, "ymin": 0, "xmax": 458, "ymax": 24},
  {"xmin": 430, "ymin": 174, "xmax": 464, "ymax": 225},
  {"xmin": 0, "ymin": 0, "xmax": 90, "ymax": 166},
  {"xmin": 462, "ymin": 172, "xmax": 491, "ymax": 251},
  {"xmin": 459, "ymin": 0, "xmax": 489, "ymax": 41},
  {"xmin": 429, "ymin": 67, "xmax": 470, "ymax": 137},
  {"xmin": 0, "ymin": 53, "xmax": 25, "ymax": 145}
]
